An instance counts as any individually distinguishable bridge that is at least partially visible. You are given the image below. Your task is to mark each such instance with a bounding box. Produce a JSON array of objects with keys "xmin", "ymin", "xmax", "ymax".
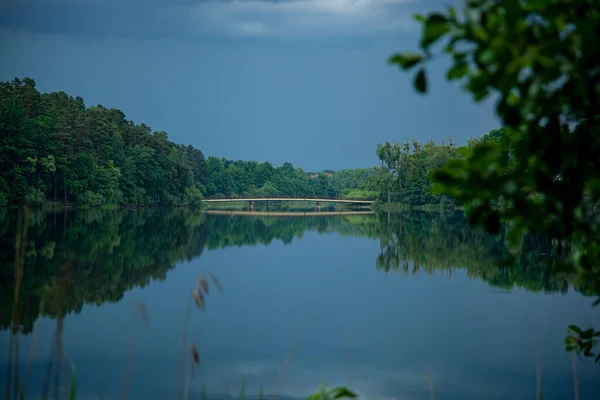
[{"xmin": 203, "ymin": 197, "xmax": 374, "ymax": 204}]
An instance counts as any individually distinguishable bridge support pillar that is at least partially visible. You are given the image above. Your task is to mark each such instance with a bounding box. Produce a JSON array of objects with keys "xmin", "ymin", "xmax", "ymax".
[
  {"xmin": 250, "ymin": 200, "xmax": 254, "ymax": 212},
  {"xmin": 317, "ymin": 201, "xmax": 321, "ymax": 212}
]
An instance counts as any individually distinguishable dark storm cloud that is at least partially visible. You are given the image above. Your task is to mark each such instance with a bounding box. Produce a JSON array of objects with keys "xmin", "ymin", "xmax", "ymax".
[
  {"xmin": 0, "ymin": 0, "xmax": 418, "ymax": 40},
  {"xmin": 0, "ymin": 0, "xmax": 200, "ymax": 39}
]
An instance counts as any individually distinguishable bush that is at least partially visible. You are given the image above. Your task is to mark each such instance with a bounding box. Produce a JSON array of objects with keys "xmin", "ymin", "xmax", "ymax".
[
  {"xmin": 128, "ymin": 187, "xmax": 151, "ymax": 206},
  {"xmin": 341, "ymin": 189, "xmax": 378, "ymax": 200},
  {"xmin": 205, "ymin": 183, "xmax": 217, "ymax": 197},
  {"xmin": 77, "ymin": 191, "xmax": 104, "ymax": 207},
  {"xmin": 184, "ymin": 186, "xmax": 203, "ymax": 206},
  {"xmin": 25, "ymin": 189, "xmax": 46, "ymax": 207}
]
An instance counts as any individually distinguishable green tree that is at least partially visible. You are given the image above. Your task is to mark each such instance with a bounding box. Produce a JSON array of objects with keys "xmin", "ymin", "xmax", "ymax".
[
  {"xmin": 0, "ymin": 78, "xmax": 210, "ymax": 207},
  {"xmin": 376, "ymin": 142, "xmax": 395, "ymax": 203},
  {"xmin": 389, "ymin": 0, "xmax": 600, "ymax": 362},
  {"xmin": 371, "ymin": 139, "xmax": 461, "ymax": 208},
  {"xmin": 257, "ymin": 181, "xmax": 279, "ymax": 197}
]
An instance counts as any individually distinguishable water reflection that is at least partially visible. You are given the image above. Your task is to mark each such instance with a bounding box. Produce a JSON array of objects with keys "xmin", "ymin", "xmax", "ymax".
[
  {"xmin": 1, "ymin": 208, "xmax": 598, "ymax": 400},
  {"xmin": 374, "ymin": 211, "xmax": 589, "ymax": 296},
  {"xmin": 0, "ymin": 208, "xmax": 207, "ymax": 334},
  {"xmin": 0, "ymin": 208, "xmax": 593, "ymax": 335}
]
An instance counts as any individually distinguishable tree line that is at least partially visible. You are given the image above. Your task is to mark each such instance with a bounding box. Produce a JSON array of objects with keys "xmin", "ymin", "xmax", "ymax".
[
  {"xmin": 368, "ymin": 137, "xmax": 462, "ymax": 208},
  {"xmin": 365, "ymin": 129, "xmax": 518, "ymax": 210},
  {"xmin": 0, "ymin": 76, "xmax": 501, "ymax": 209},
  {"xmin": 203, "ymin": 157, "xmax": 377, "ymax": 199},
  {"xmin": 0, "ymin": 77, "xmax": 375, "ymax": 207}
]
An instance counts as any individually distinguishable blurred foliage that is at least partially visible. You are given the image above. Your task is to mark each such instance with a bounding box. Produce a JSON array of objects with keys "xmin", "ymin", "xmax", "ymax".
[
  {"xmin": 307, "ymin": 385, "xmax": 356, "ymax": 400},
  {"xmin": 389, "ymin": 0, "xmax": 600, "ymax": 362}
]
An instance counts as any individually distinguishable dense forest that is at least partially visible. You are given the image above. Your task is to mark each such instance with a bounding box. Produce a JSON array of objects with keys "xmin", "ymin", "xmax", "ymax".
[
  {"xmin": 1, "ymin": 208, "xmax": 588, "ymax": 335},
  {"xmin": 0, "ymin": 77, "xmax": 562, "ymax": 214},
  {"xmin": 0, "ymin": 78, "xmax": 375, "ymax": 207},
  {"xmin": 202, "ymin": 157, "xmax": 377, "ymax": 199}
]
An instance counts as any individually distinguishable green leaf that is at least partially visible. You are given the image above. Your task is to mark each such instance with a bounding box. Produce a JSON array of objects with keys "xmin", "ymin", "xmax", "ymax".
[
  {"xmin": 388, "ymin": 53, "xmax": 423, "ymax": 70},
  {"xmin": 413, "ymin": 14, "xmax": 425, "ymax": 23},
  {"xmin": 432, "ymin": 169, "xmax": 456, "ymax": 185},
  {"xmin": 331, "ymin": 387, "xmax": 357, "ymax": 399},
  {"xmin": 447, "ymin": 62, "xmax": 469, "ymax": 80},
  {"xmin": 504, "ymin": 0, "xmax": 521, "ymax": 28},
  {"xmin": 581, "ymin": 328, "xmax": 594, "ymax": 339},
  {"xmin": 568, "ymin": 325, "xmax": 582, "ymax": 335},
  {"xmin": 428, "ymin": 13, "xmax": 448, "ymax": 23},
  {"xmin": 525, "ymin": 0, "xmax": 550, "ymax": 12},
  {"xmin": 565, "ymin": 336, "xmax": 575, "ymax": 344},
  {"xmin": 414, "ymin": 68, "xmax": 428, "ymax": 93},
  {"xmin": 565, "ymin": 338, "xmax": 575, "ymax": 347},
  {"xmin": 421, "ymin": 19, "xmax": 450, "ymax": 49},
  {"xmin": 507, "ymin": 92, "xmax": 520, "ymax": 107}
]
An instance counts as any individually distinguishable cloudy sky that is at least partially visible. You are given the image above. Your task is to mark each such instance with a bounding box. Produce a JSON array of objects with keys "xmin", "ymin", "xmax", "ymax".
[{"xmin": 0, "ymin": 0, "xmax": 498, "ymax": 170}]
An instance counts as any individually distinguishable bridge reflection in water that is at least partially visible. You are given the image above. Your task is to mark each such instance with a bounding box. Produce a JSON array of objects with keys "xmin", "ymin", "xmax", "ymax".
[{"xmin": 204, "ymin": 210, "xmax": 375, "ymax": 217}]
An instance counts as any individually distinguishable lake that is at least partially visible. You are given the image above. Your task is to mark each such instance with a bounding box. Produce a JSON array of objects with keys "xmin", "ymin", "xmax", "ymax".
[{"xmin": 1, "ymin": 208, "xmax": 599, "ymax": 400}]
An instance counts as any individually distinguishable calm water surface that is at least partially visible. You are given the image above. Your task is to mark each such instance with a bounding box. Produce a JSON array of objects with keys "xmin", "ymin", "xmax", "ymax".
[{"xmin": 1, "ymin": 208, "xmax": 599, "ymax": 400}]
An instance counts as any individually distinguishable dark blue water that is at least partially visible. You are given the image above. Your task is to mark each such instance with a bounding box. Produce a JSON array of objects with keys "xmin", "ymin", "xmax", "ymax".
[{"xmin": 1, "ymin": 209, "xmax": 598, "ymax": 400}]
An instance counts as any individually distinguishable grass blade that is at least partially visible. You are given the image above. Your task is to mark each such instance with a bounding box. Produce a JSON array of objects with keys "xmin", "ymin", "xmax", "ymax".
[{"xmin": 69, "ymin": 369, "xmax": 77, "ymax": 400}]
